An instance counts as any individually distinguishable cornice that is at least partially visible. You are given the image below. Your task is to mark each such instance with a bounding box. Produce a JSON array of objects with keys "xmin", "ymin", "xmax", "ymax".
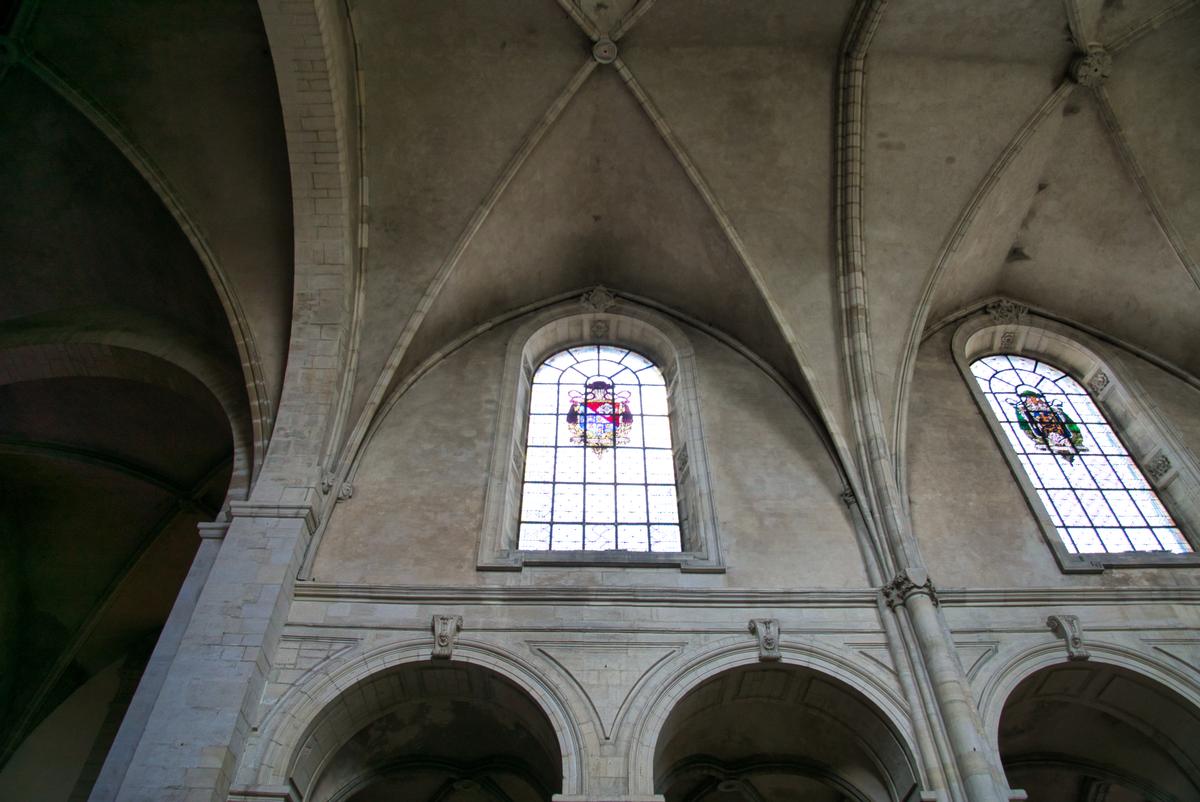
[
  {"xmin": 292, "ymin": 583, "xmax": 880, "ymax": 608},
  {"xmin": 291, "ymin": 582, "xmax": 1200, "ymax": 609},
  {"xmin": 938, "ymin": 587, "xmax": 1200, "ymax": 607}
]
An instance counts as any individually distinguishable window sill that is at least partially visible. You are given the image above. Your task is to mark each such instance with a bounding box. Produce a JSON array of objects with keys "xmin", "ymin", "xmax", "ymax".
[
  {"xmin": 478, "ymin": 549, "xmax": 725, "ymax": 573},
  {"xmin": 1058, "ymin": 549, "xmax": 1200, "ymax": 573}
]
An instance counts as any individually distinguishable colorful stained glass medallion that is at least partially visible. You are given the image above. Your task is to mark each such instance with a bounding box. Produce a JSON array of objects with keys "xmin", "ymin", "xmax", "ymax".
[
  {"xmin": 1012, "ymin": 390, "xmax": 1085, "ymax": 463},
  {"xmin": 970, "ymin": 354, "xmax": 1190, "ymax": 556},
  {"xmin": 517, "ymin": 345, "xmax": 682, "ymax": 553},
  {"xmin": 568, "ymin": 381, "xmax": 634, "ymax": 454}
]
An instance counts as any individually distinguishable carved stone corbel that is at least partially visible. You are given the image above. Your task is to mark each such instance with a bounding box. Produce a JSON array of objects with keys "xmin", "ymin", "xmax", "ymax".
[
  {"xmin": 985, "ymin": 299, "xmax": 1028, "ymax": 326},
  {"xmin": 1146, "ymin": 453, "xmax": 1171, "ymax": 482},
  {"xmin": 881, "ymin": 570, "xmax": 939, "ymax": 609},
  {"xmin": 1070, "ymin": 48, "xmax": 1112, "ymax": 88},
  {"xmin": 748, "ymin": 618, "xmax": 781, "ymax": 661},
  {"xmin": 1046, "ymin": 614, "xmax": 1089, "ymax": 661},
  {"xmin": 431, "ymin": 615, "xmax": 463, "ymax": 660},
  {"xmin": 579, "ymin": 285, "xmax": 616, "ymax": 312}
]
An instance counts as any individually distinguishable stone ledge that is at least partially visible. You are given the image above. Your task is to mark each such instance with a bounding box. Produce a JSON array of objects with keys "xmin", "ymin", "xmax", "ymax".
[{"xmin": 292, "ymin": 582, "xmax": 879, "ymax": 607}]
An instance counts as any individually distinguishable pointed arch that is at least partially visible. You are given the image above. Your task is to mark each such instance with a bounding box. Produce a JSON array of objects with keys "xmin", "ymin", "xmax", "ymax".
[{"xmin": 951, "ymin": 309, "xmax": 1200, "ymax": 570}]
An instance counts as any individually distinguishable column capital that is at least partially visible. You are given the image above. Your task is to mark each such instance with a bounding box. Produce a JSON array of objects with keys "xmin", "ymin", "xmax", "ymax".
[{"xmin": 881, "ymin": 570, "xmax": 939, "ymax": 609}]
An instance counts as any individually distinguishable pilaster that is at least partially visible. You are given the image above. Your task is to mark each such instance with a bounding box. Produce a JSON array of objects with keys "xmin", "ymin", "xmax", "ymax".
[{"xmin": 111, "ymin": 511, "xmax": 312, "ymax": 802}]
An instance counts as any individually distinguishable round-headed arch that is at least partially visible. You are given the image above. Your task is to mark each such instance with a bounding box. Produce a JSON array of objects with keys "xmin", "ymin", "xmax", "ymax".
[
  {"xmin": 252, "ymin": 639, "xmax": 585, "ymax": 798},
  {"xmin": 983, "ymin": 643, "xmax": 1200, "ymax": 800},
  {"xmin": 627, "ymin": 640, "xmax": 922, "ymax": 799}
]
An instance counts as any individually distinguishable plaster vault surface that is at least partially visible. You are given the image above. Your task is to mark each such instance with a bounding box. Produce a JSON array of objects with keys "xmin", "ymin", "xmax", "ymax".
[{"xmin": 0, "ymin": 1, "xmax": 1199, "ymax": 801}]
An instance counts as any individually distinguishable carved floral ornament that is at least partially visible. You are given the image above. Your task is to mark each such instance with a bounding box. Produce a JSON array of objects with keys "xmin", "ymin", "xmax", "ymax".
[
  {"xmin": 881, "ymin": 571, "xmax": 938, "ymax": 609},
  {"xmin": 1087, "ymin": 370, "xmax": 1110, "ymax": 395},
  {"xmin": 1146, "ymin": 453, "xmax": 1172, "ymax": 482},
  {"xmin": 748, "ymin": 618, "xmax": 782, "ymax": 661},
  {"xmin": 579, "ymin": 285, "xmax": 617, "ymax": 312},
  {"xmin": 431, "ymin": 615, "xmax": 463, "ymax": 659},
  {"xmin": 1070, "ymin": 47, "xmax": 1112, "ymax": 88},
  {"xmin": 1046, "ymin": 614, "xmax": 1089, "ymax": 661},
  {"xmin": 985, "ymin": 299, "xmax": 1029, "ymax": 326}
]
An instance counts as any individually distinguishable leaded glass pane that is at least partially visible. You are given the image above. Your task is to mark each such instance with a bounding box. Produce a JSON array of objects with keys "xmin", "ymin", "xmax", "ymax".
[
  {"xmin": 519, "ymin": 523, "xmax": 550, "ymax": 550},
  {"xmin": 524, "ymin": 447, "xmax": 555, "ymax": 482},
  {"xmin": 970, "ymin": 354, "xmax": 1189, "ymax": 556},
  {"xmin": 645, "ymin": 450, "xmax": 675, "ymax": 484},
  {"xmin": 1068, "ymin": 528, "xmax": 1103, "ymax": 553},
  {"xmin": 616, "ymin": 448, "xmax": 646, "ymax": 484},
  {"xmin": 617, "ymin": 484, "xmax": 647, "ymax": 521},
  {"xmin": 1097, "ymin": 529, "xmax": 1133, "ymax": 552},
  {"xmin": 529, "ymin": 384, "xmax": 558, "ymax": 413},
  {"xmin": 641, "ymin": 385, "xmax": 669, "ymax": 415},
  {"xmin": 598, "ymin": 345, "xmax": 628, "ymax": 362},
  {"xmin": 585, "ymin": 524, "xmax": 616, "ymax": 550},
  {"xmin": 555, "ymin": 447, "xmax": 584, "ymax": 482},
  {"xmin": 588, "ymin": 447, "xmax": 616, "ymax": 483},
  {"xmin": 1161, "ymin": 529, "xmax": 1189, "ymax": 553},
  {"xmin": 585, "ymin": 484, "xmax": 616, "ymax": 522},
  {"xmin": 518, "ymin": 345, "xmax": 681, "ymax": 551},
  {"xmin": 527, "ymin": 416, "xmax": 557, "ymax": 446},
  {"xmin": 648, "ymin": 485, "xmax": 680, "ymax": 523},
  {"xmin": 638, "ymin": 367, "xmax": 666, "ymax": 385},
  {"xmin": 622, "ymin": 351, "xmax": 652, "ymax": 370},
  {"xmin": 522, "ymin": 484, "xmax": 552, "ymax": 522},
  {"xmin": 553, "ymin": 524, "xmax": 583, "ymax": 550},
  {"xmin": 643, "ymin": 416, "xmax": 673, "ymax": 448},
  {"xmin": 618, "ymin": 524, "xmax": 649, "ymax": 550},
  {"xmin": 554, "ymin": 483, "xmax": 583, "ymax": 522},
  {"xmin": 650, "ymin": 524, "xmax": 682, "ymax": 552}
]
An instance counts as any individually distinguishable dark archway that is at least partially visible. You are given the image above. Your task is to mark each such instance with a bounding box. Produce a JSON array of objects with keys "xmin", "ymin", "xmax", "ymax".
[
  {"xmin": 999, "ymin": 662, "xmax": 1200, "ymax": 801},
  {"xmin": 296, "ymin": 661, "xmax": 564, "ymax": 802},
  {"xmin": 653, "ymin": 664, "xmax": 920, "ymax": 802}
]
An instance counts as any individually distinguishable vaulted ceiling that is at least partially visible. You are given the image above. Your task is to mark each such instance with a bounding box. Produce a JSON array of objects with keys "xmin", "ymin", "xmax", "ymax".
[
  {"xmin": 1, "ymin": 0, "xmax": 1198, "ymax": 787},
  {"xmin": 0, "ymin": 0, "xmax": 292, "ymax": 770}
]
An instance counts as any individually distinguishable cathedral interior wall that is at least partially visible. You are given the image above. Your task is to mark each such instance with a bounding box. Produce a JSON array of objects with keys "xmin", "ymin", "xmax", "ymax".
[
  {"xmin": 312, "ymin": 310, "xmax": 865, "ymax": 589},
  {"xmin": 907, "ymin": 326, "xmax": 1200, "ymax": 589}
]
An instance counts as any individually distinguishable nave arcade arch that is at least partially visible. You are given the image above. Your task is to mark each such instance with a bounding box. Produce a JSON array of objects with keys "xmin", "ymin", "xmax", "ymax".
[
  {"xmin": 282, "ymin": 660, "xmax": 564, "ymax": 802},
  {"xmin": 998, "ymin": 661, "xmax": 1200, "ymax": 801},
  {"xmin": 652, "ymin": 663, "xmax": 921, "ymax": 802}
]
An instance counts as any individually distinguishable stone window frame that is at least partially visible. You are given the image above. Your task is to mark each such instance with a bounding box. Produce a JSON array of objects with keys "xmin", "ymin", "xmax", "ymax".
[
  {"xmin": 953, "ymin": 309, "xmax": 1200, "ymax": 572},
  {"xmin": 477, "ymin": 293, "xmax": 725, "ymax": 572}
]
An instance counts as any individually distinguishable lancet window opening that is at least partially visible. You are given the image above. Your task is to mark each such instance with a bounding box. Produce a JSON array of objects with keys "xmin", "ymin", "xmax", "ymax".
[
  {"xmin": 969, "ymin": 354, "xmax": 1189, "ymax": 556},
  {"xmin": 518, "ymin": 345, "xmax": 682, "ymax": 552}
]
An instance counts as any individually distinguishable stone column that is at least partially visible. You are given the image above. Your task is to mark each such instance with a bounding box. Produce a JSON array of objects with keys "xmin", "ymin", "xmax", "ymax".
[
  {"xmin": 108, "ymin": 505, "xmax": 315, "ymax": 802},
  {"xmin": 885, "ymin": 571, "xmax": 1009, "ymax": 802},
  {"xmin": 89, "ymin": 526, "xmax": 224, "ymax": 802}
]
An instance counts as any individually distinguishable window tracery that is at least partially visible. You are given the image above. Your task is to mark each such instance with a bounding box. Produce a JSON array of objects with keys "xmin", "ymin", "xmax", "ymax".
[
  {"xmin": 476, "ymin": 298, "xmax": 724, "ymax": 572},
  {"xmin": 969, "ymin": 354, "xmax": 1189, "ymax": 556},
  {"xmin": 518, "ymin": 345, "xmax": 682, "ymax": 552}
]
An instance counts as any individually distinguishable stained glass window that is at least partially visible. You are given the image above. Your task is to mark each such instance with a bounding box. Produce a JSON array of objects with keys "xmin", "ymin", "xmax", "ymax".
[
  {"xmin": 518, "ymin": 345, "xmax": 682, "ymax": 552},
  {"xmin": 970, "ymin": 355, "xmax": 1190, "ymax": 555}
]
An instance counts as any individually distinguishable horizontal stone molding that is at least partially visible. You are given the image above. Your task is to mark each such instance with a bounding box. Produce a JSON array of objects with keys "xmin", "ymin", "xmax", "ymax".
[
  {"xmin": 292, "ymin": 582, "xmax": 880, "ymax": 608},
  {"xmin": 228, "ymin": 501, "xmax": 320, "ymax": 535},
  {"xmin": 938, "ymin": 587, "xmax": 1200, "ymax": 606}
]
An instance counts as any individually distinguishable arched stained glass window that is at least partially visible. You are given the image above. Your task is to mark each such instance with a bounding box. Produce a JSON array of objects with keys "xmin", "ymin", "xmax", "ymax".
[
  {"xmin": 518, "ymin": 345, "xmax": 682, "ymax": 552},
  {"xmin": 969, "ymin": 354, "xmax": 1190, "ymax": 555}
]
